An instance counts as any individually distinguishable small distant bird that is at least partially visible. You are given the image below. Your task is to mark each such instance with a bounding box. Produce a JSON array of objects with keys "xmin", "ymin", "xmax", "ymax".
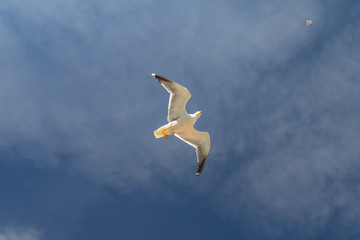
[
  {"xmin": 150, "ymin": 73, "xmax": 210, "ymax": 177},
  {"xmin": 306, "ymin": 19, "xmax": 313, "ymax": 26}
]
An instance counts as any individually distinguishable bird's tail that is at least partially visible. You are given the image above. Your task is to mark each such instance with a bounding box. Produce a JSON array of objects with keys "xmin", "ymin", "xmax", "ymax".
[{"xmin": 154, "ymin": 124, "xmax": 169, "ymax": 138}]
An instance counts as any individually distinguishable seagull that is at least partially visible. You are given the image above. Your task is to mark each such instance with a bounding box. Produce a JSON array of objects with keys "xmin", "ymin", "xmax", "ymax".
[{"xmin": 150, "ymin": 73, "xmax": 210, "ymax": 177}]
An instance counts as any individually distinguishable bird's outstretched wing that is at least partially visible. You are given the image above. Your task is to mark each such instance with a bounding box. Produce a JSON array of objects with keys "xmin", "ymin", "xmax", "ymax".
[
  {"xmin": 175, "ymin": 127, "xmax": 210, "ymax": 177},
  {"xmin": 150, "ymin": 73, "xmax": 191, "ymax": 122}
]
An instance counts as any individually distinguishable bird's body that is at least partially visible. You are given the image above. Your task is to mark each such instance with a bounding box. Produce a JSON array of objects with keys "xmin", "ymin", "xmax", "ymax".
[
  {"xmin": 154, "ymin": 114, "xmax": 196, "ymax": 138},
  {"xmin": 151, "ymin": 73, "xmax": 210, "ymax": 177}
]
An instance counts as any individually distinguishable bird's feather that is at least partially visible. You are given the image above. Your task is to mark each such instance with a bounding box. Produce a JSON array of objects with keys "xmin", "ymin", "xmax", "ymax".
[
  {"xmin": 175, "ymin": 128, "xmax": 210, "ymax": 177},
  {"xmin": 151, "ymin": 73, "xmax": 191, "ymax": 122}
]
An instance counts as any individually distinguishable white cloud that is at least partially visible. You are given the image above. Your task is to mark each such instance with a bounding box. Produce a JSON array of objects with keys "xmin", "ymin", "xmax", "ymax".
[
  {"xmin": 1, "ymin": 3, "xmax": 360, "ymax": 238},
  {"xmin": 0, "ymin": 226, "xmax": 40, "ymax": 240},
  {"xmin": 0, "ymin": 0, "xmax": 322, "ymax": 188},
  {"xmin": 213, "ymin": 19, "xmax": 360, "ymax": 239}
]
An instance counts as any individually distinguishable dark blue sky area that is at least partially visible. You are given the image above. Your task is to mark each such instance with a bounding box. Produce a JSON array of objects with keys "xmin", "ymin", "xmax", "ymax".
[
  {"xmin": 0, "ymin": 158, "xmax": 243, "ymax": 240},
  {"xmin": 0, "ymin": 0, "xmax": 360, "ymax": 239}
]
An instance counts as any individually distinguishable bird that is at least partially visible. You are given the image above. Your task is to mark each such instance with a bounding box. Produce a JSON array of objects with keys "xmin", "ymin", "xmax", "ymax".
[
  {"xmin": 306, "ymin": 19, "xmax": 312, "ymax": 26},
  {"xmin": 150, "ymin": 73, "xmax": 210, "ymax": 177}
]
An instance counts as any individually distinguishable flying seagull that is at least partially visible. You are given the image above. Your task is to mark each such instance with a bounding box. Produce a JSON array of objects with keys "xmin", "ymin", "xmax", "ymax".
[{"xmin": 150, "ymin": 73, "xmax": 210, "ymax": 177}]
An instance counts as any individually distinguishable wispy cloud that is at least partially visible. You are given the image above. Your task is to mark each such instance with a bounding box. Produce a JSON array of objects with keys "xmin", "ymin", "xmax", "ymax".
[
  {"xmin": 0, "ymin": 0, "xmax": 359, "ymax": 238},
  {"xmin": 213, "ymin": 17, "xmax": 360, "ymax": 239},
  {"xmin": 0, "ymin": 226, "xmax": 40, "ymax": 240},
  {"xmin": 0, "ymin": 0, "xmax": 320, "ymax": 187}
]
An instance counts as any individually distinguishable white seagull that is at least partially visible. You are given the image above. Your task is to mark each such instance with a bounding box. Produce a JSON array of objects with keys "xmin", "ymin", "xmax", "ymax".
[{"xmin": 150, "ymin": 73, "xmax": 210, "ymax": 177}]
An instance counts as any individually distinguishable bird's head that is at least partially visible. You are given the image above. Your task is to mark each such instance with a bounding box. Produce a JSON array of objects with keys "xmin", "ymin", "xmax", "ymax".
[{"xmin": 195, "ymin": 111, "xmax": 202, "ymax": 119}]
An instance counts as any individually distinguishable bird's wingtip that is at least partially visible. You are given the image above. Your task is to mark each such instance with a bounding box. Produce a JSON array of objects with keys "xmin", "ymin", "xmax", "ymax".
[{"xmin": 195, "ymin": 156, "xmax": 207, "ymax": 177}]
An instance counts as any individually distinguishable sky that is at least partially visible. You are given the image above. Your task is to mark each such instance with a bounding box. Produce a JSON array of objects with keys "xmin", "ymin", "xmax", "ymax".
[{"xmin": 0, "ymin": 0, "xmax": 360, "ymax": 239}]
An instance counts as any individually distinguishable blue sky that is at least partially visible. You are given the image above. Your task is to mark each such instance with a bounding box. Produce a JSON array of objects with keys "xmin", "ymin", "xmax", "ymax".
[{"xmin": 0, "ymin": 0, "xmax": 360, "ymax": 239}]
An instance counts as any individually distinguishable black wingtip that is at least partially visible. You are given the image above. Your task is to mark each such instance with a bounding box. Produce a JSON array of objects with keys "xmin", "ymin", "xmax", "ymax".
[
  {"xmin": 195, "ymin": 157, "xmax": 207, "ymax": 178},
  {"xmin": 149, "ymin": 73, "xmax": 161, "ymax": 83},
  {"xmin": 149, "ymin": 73, "xmax": 172, "ymax": 83}
]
